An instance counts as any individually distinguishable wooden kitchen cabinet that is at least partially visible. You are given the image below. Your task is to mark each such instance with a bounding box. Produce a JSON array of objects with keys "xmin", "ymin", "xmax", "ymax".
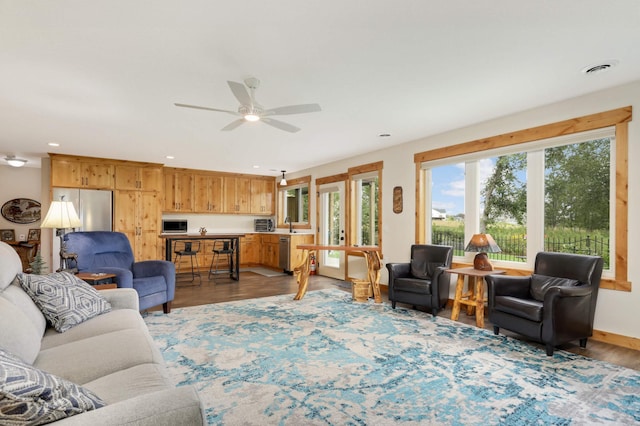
[
  {"xmin": 164, "ymin": 169, "xmax": 194, "ymax": 212},
  {"xmin": 115, "ymin": 164, "xmax": 163, "ymax": 192},
  {"xmin": 250, "ymin": 178, "xmax": 275, "ymax": 215},
  {"xmin": 194, "ymin": 174, "xmax": 224, "ymax": 213},
  {"xmin": 114, "ymin": 190, "xmax": 161, "ymax": 261},
  {"xmin": 223, "ymin": 176, "xmax": 251, "ymax": 214},
  {"xmin": 240, "ymin": 234, "xmax": 260, "ymax": 266},
  {"xmin": 260, "ymin": 234, "xmax": 280, "ymax": 269},
  {"xmin": 51, "ymin": 156, "xmax": 114, "ymax": 189}
]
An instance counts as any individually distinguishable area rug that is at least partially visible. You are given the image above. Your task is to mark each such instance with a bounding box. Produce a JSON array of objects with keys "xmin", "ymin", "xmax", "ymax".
[
  {"xmin": 144, "ymin": 289, "xmax": 640, "ymax": 425},
  {"xmin": 240, "ymin": 267, "xmax": 287, "ymax": 277}
]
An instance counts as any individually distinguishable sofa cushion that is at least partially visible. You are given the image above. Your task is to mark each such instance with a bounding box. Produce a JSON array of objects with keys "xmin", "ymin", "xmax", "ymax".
[
  {"xmin": 530, "ymin": 274, "xmax": 580, "ymax": 302},
  {"xmin": 41, "ymin": 308, "xmax": 144, "ymax": 350},
  {"xmin": 18, "ymin": 272, "xmax": 111, "ymax": 333},
  {"xmin": 82, "ymin": 363, "xmax": 172, "ymax": 404},
  {"xmin": 0, "ymin": 348, "xmax": 105, "ymax": 425},
  {"xmin": 35, "ymin": 328, "xmax": 166, "ymax": 385},
  {"xmin": 0, "ymin": 297, "xmax": 43, "ymax": 364}
]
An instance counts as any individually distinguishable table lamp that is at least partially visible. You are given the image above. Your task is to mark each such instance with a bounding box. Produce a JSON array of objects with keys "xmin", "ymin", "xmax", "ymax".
[
  {"xmin": 464, "ymin": 233, "xmax": 501, "ymax": 271},
  {"xmin": 41, "ymin": 196, "xmax": 82, "ymax": 272}
]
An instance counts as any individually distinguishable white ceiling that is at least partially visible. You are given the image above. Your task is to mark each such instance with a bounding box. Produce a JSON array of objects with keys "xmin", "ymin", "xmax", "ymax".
[{"xmin": 1, "ymin": 1, "xmax": 639, "ymax": 177}]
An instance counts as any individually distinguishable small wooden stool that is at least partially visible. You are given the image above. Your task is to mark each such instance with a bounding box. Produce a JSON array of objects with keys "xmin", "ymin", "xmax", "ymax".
[{"xmin": 351, "ymin": 279, "xmax": 373, "ymax": 302}]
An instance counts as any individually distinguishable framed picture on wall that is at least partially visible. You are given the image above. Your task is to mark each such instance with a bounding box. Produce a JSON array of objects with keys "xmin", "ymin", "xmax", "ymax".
[
  {"xmin": 28, "ymin": 229, "xmax": 41, "ymax": 241},
  {"xmin": 1, "ymin": 229, "xmax": 16, "ymax": 242}
]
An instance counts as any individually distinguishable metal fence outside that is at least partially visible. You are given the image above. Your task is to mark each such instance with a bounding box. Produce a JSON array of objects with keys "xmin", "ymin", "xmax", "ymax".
[{"xmin": 432, "ymin": 230, "xmax": 610, "ymax": 268}]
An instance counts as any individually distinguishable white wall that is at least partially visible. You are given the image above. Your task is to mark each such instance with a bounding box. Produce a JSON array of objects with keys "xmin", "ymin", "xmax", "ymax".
[
  {"xmin": 292, "ymin": 80, "xmax": 640, "ymax": 340},
  {"xmin": 0, "ymin": 165, "xmax": 42, "ymax": 241}
]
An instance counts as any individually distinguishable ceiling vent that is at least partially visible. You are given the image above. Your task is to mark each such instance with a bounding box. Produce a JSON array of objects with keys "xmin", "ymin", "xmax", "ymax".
[{"xmin": 582, "ymin": 60, "xmax": 618, "ymax": 75}]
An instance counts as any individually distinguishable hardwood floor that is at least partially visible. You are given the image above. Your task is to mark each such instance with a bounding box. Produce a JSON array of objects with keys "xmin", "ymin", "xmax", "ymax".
[{"xmin": 151, "ymin": 271, "xmax": 640, "ymax": 371}]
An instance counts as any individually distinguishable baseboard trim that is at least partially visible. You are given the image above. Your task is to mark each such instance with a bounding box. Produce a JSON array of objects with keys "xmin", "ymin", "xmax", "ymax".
[{"xmin": 591, "ymin": 329, "xmax": 640, "ymax": 351}]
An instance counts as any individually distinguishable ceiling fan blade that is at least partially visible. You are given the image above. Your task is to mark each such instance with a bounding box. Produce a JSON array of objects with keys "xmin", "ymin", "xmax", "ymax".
[
  {"xmin": 174, "ymin": 103, "xmax": 240, "ymax": 116},
  {"xmin": 227, "ymin": 81, "xmax": 252, "ymax": 106},
  {"xmin": 264, "ymin": 103, "xmax": 322, "ymax": 116},
  {"xmin": 221, "ymin": 119, "xmax": 245, "ymax": 131},
  {"xmin": 261, "ymin": 118, "xmax": 301, "ymax": 133}
]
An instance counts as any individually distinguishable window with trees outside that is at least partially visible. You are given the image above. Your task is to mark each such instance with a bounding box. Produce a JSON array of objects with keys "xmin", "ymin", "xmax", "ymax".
[
  {"xmin": 425, "ymin": 129, "xmax": 614, "ymax": 272},
  {"xmin": 277, "ymin": 175, "xmax": 311, "ymax": 230},
  {"xmin": 415, "ymin": 107, "xmax": 630, "ymax": 291}
]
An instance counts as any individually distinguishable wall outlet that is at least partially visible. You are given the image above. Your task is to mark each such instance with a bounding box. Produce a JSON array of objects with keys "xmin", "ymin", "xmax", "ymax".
[{"xmin": 19, "ymin": 234, "xmax": 25, "ymax": 241}]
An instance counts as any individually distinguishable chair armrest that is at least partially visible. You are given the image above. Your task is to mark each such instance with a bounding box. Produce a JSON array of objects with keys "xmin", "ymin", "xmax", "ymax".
[
  {"xmin": 56, "ymin": 386, "xmax": 204, "ymax": 426},
  {"xmin": 133, "ymin": 260, "xmax": 174, "ymax": 278},
  {"xmin": 486, "ymin": 275, "xmax": 531, "ymax": 298},
  {"xmin": 93, "ymin": 267, "xmax": 133, "ymax": 289},
  {"xmin": 432, "ymin": 266, "xmax": 452, "ymax": 305},
  {"xmin": 385, "ymin": 262, "xmax": 411, "ymax": 280},
  {"xmin": 98, "ymin": 288, "xmax": 139, "ymax": 311},
  {"xmin": 133, "ymin": 260, "xmax": 176, "ymax": 301}
]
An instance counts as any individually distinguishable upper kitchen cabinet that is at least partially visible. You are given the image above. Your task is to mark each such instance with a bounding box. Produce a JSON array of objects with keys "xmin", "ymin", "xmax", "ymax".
[
  {"xmin": 50, "ymin": 155, "xmax": 114, "ymax": 189},
  {"xmin": 194, "ymin": 174, "xmax": 224, "ymax": 213},
  {"xmin": 250, "ymin": 178, "xmax": 275, "ymax": 215},
  {"xmin": 164, "ymin": 169, "xmax": 194, "ymax": 212},
  {"xmin": 115, "ymin": 164, "xmax": 163, "ymax": 192},
  {"xmin": 223, "ymin": 176, "xmax": 251, "ymax": 214}
]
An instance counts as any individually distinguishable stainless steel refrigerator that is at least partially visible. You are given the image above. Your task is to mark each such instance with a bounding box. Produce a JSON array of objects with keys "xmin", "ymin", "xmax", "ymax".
[{"xmin": 51, "ymin": 188, "xmax": 113, "ymax": 269}]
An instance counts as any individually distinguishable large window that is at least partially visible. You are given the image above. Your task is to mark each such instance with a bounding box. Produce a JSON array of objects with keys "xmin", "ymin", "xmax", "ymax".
[
  {"xmin": 424, "ymin": 132, "xmax": 612, "ymax": 270},
  {"xmin": 414, "ymin": 107, "xmax": 630, "ymax": 290}
]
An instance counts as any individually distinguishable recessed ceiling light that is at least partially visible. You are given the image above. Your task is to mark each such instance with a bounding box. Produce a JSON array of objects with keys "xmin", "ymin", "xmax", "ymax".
[
  {"xmin": 253, "ymin": 165, "xmax": 260, "ymax": 169},
  {"xmin": 581, "ymin": 60, "xmax": 619, "ymax": 75},
  {"xmin": 165, "ymin": 155, "xmax": 175, "ymax": 160},
  {"xmin": 379, "ymin": 133, "xmax": 391, "ymax": 137},
  {"xmin": 48, "ymin": 142, "xmax": 60, "ymax": 147}
]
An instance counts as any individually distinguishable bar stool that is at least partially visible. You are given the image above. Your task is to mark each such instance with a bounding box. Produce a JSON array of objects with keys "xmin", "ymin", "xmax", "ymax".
[
  {"xmin": 174, "ymin": 241, "xmax": 202, "ymax": 283},
  {"xmin": 209, "ymin": 239, "xmax": 234, "ymax": 280}
]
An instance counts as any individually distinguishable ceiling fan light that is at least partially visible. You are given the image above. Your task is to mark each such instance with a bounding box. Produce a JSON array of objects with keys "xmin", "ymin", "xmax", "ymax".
[
  {"xmin": 244, "ymin": 114, "xmax": 260, "ymax": 122},
  {"xmin": 5, "ymin": 156, "xmax": 27, "ymax": 167}
]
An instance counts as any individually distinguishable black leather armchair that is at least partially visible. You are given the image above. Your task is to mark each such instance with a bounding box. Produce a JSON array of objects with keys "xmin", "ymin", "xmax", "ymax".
[
  {"xmin": 486, "ymin": 252, "xmax": 603, "ymax": 356},
  {"xmin": 386, "ymin": 244, "xmax": 453, "ymax": 316}
]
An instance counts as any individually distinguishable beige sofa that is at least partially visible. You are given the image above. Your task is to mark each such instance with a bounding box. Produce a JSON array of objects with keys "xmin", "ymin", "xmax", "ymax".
[{"xmin": 0, "ymin": 241, "xmax": 204, "ymax": 425}]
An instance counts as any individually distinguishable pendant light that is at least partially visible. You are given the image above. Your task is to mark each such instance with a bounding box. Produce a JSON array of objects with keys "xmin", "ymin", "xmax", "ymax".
[{"xmin": 280, "ymin": 170, "xmax": 287, "ymax": 186}]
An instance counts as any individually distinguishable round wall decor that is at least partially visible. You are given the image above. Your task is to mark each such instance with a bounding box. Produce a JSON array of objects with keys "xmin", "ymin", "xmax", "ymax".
[{"xmin": 1, "ymin": 198, "xmax": 41, "ymax": 224}]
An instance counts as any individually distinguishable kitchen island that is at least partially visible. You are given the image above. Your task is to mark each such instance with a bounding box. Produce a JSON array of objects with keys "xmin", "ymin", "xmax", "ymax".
[{"xmin": 160, "ymin": 233, "xmax": 245, "ymax": 280}]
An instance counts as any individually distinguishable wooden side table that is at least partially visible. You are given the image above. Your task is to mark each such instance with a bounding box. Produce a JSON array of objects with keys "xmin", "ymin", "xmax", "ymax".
[
  {"xmin": 76, "ymin": 272, "xmax": 117, "ymax": 290},
  {"xmin": 446, "ymin": 267, "xmax": 506, "ymax": 328}
]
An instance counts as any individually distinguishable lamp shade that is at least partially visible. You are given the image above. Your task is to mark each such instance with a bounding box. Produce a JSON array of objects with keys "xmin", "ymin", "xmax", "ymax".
[
  {"xmin": 464, "ymin": 233, "xmax": 501, "ymax": 253},
  {"xmin": 41, "ymin": 200, "xmax": 81, "ymax": 229}
]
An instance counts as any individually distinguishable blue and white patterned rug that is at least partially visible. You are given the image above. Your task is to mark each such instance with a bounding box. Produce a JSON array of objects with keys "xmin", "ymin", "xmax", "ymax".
[{"xmin": 144, "ymin": 289, "xmax": 640, "ymax": 425}]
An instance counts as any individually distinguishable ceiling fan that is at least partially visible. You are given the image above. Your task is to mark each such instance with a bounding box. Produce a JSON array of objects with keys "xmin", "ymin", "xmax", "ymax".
[{"xmin": 174, "ymin": 78, "xmax": 321, "ymax": 133}]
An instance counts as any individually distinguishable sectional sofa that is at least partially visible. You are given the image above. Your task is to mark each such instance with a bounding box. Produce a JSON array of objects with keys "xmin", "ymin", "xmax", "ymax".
[{"xmin": 0, "ymin": 241, "xmax": 204, "ymax": 425}]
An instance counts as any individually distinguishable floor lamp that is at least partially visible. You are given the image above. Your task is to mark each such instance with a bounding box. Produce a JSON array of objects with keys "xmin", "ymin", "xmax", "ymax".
[{"xmin": 41, "ymin": 196, "xmax": 82, "ymax": 272}]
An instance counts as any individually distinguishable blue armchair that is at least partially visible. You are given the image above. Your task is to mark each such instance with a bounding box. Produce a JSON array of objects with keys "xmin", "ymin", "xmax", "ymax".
[{"xmin": 64, "ymin": 231, "xmax": 175, "ymax": 313}]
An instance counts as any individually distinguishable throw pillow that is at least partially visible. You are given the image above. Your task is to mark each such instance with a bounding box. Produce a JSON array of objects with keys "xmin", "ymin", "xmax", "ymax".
[
  {"xmin": 530, "ymin": 273, "xmax": 580, "ymax": 301},
  {"xmin": 0, "ymin": 348, "xmax": 105, "ymax": 425},
  {"xmin": 18, "ymin": 272, "xmax": 111, "ymax": 333}
]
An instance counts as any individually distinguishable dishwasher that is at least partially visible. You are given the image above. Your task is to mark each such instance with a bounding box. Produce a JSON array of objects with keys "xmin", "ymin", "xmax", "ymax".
[{"xmin": 278, "ymin": 236, "xmax": 290, "ymax": 273}]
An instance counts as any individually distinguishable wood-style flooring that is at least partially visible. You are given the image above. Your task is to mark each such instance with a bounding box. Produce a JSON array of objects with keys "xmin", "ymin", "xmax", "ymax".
[{"xmin": 150, "ymin": 270, "xmax": 640, "ymax": 371}]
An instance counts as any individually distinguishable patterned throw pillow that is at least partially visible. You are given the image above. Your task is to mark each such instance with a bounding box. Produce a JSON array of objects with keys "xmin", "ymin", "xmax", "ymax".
[
  {"xmin": 18, "ymin": 272, "xmax": 111, "ymax": 333},
  {"xmin": 0, "ymin": 348, "xmax": 105, "ymax": 424}
]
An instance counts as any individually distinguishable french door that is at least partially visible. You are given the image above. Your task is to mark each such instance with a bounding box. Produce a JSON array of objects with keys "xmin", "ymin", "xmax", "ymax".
[{"xmin": 317, "ymin": 181, "xmax": 345, "ymax": 279}]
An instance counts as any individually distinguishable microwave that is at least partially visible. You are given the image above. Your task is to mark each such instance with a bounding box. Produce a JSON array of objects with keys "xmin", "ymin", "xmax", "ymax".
[
  {"xmin": 254, "ymin": 218, "xmax": 275, "ymax": 232},
  {"xmin": 162, "ymin": 220, "xmax": 188, "ymax": 233}
]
